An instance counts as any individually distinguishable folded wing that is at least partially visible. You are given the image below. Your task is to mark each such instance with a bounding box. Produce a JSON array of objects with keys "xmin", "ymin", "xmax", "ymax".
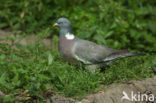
[{"xmin": 73, "ymin": 39, "xmax": 144, "ymax": 64}]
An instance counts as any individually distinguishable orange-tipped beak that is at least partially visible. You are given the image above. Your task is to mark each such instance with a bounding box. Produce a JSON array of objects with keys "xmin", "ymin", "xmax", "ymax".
[{"xmin": 53, "ymin": 23, "xmax": 58, "ymax": 27}]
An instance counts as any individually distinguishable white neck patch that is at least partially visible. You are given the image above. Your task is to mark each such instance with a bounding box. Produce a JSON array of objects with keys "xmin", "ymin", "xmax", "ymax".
[{"xmin": 65, "ymin": 32, "xmax": 75, "ymax": 40}]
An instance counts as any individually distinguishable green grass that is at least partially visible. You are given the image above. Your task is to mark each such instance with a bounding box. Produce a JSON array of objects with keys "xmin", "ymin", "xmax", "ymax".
[{"xmin": 0, "ymin": 40, "xmax": 155, "ymax": 102}]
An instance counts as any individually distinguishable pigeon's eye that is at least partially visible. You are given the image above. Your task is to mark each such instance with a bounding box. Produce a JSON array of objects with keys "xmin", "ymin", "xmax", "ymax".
[{"xmin": 58, "ymin": 22, "xmax": 63, "ymax": 24}]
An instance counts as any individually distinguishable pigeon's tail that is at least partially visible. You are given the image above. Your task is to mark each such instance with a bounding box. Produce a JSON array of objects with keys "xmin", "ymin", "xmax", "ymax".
[{"xmin": 103, "ymin": 50, "xmax": 145, "ymax": 62}]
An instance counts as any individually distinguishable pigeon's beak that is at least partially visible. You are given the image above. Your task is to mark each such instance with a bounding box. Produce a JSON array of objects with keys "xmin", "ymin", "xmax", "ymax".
[{"xmin": 53, "ymin": 23, "xmax": 59, "ymax": 27}]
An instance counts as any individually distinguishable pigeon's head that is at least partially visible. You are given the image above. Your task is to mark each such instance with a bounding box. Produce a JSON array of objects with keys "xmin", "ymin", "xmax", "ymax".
[{"xmin": 53, "ymin": 18, "xmax": 71, "ymax": 29}]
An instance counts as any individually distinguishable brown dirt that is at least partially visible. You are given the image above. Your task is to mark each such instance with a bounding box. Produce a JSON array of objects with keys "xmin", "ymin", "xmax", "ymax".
[
  {"xmin": 43, "ymin": 76, "xmax": 156, "ymax": 103},
  {"xmin": 0, "ymin": 29, "xmax": 56, "ymax": 49}
]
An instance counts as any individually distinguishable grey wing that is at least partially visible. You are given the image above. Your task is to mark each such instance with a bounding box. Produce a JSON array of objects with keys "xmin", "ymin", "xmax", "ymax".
[{"xmin": 72, "ymin": 39, "xmax": 113, "ymax": 64}]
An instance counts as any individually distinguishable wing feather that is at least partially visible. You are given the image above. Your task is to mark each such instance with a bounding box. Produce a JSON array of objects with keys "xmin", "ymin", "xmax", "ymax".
[{"xmin": 72, "ymin": 39, "xmax": 113, "ymax": 64}]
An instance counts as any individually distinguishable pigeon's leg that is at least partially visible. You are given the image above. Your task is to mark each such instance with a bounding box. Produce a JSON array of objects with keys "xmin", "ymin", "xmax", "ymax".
[
  {"xmin": 85, "ymin": 62, "xmax": 112, "ymax": 72},
  {"xmin": 85, "ymin": 64, "xmax": 99, "ymax": 73},
  {"xmin": 105, "ymin": 61, "xmax": 113, "ymax": 65}
]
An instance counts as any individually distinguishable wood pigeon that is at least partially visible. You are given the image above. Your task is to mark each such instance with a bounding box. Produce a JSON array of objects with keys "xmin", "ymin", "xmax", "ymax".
[{"xmin": 53, "ymin": 18, "xmax": 144, "ymax": 72}]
